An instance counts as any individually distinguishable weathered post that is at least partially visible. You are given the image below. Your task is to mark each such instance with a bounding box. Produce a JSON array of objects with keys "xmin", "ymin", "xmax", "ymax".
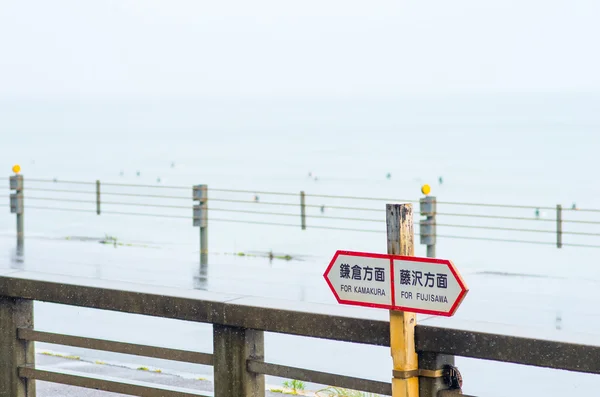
[
  {"xmin": 193, "ymin": 184, "xmax": 208, "ymax": 266},
  {"xmin": 96, "ymin": 180, "xmax": 101, "ymax": 215},
  {"xmin": 0, "ymin": 297, "xmax": 35, "ymax": 397},
  {"xmin": 9, "ymin": 168, "xmax": 24, "ymax": 247},
  {"xmin": 387, "ymin": 203, "xmax": 419, "ymax": 397},
  {"xmin": 213, "ymin": 324, "xmax": 264, "ymax": 397},
  {"xmin": 419, "ymin": 195, "xmax": 436, "ymax": 258},
  {"xmin": 556, "ymin": 204, "xmax": 562, "ymax": 249},
  {"xmin": 300, "ymin": 191, "xmax": 306, "ymax": 230}
]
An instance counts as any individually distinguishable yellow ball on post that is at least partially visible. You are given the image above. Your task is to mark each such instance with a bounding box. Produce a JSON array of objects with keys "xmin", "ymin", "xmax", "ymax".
[
  {"xmin": 421, "ymin": 184, "xmax": 431, "ymax": 195},
  {"xmin": 12, "ymin": 164, "xmax": 21, "ymax": 174}
]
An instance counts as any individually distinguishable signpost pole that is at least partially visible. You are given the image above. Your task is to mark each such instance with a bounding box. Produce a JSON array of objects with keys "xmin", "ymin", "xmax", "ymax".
[{"xmin": 386, "ymin": 203, "xmax": 419, "ymax": 397}]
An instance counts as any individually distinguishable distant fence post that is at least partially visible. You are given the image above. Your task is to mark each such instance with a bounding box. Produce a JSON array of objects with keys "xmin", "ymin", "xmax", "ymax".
[
  {"xmin": 9, "ymin": 173, "xmax": 24, "ymax": 247},
  {"xmin": 193, "ymin": 185, "xmax": 208, "ymax": 265},
  {"xmin": 300, "ymin": 191, "xmax": 306, "ymax": 230},
  {"xmin": 0, "ymin": 297, "xmax": 35, "ymax": 397},
  {"xmin": 213, "ymin": 324, "xmax": 264, "ymax": 397},
  {"xmin": 419, "ymin": 196, "xmax": 437, "ymax": 258},
  {"xmin": 96, "ymin": 180, "xmax": 101, "ymax": 215},
  {"xmin": 557, "ymin": 204, "xmax": 562, "ymax": 249}
]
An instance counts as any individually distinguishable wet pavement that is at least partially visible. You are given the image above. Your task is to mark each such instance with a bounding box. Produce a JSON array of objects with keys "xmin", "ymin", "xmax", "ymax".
[
  {"xmin": 2, "ymin": 232, "xmax": 600, "ymax": 397},
  {"xmin": 36, "ymin": 353, "xmax": 290, "ymax": 397}
]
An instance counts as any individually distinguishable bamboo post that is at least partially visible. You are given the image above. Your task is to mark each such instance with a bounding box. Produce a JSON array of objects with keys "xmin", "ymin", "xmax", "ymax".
[{"xmin": 387, "ymin": 203, "xmax": 419, "ymax": 397}]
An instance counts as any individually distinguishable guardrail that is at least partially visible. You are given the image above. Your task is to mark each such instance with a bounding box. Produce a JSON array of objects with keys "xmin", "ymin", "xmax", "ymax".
[
  {"xmin": 0, "ymin": 270, "xmax": 598, "ymax": 397},
  {"xmin": 4, "ymin": 176, "xmax": 600, "ymax": 254}
]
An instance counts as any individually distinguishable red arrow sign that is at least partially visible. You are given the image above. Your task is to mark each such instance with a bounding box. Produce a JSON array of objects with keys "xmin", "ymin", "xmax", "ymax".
[{"xmin": 324, "ymin": 250, "xmax": 468, "ymax": 317}]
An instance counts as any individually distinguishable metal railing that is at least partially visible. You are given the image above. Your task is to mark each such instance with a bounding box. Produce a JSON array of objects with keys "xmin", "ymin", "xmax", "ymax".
[
  {"xmin": 5, "ymin": 176, "xmax": 600, "ymax": 252},
  {"xmin": 0, "ymin": 271, "xmax": 598, "ymax": 397}
]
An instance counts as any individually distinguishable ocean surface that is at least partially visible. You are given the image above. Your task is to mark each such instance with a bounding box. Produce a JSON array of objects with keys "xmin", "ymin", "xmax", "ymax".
[{"xmin": 1, "ymin": 94, "xmax": 599, "ymax": 396}]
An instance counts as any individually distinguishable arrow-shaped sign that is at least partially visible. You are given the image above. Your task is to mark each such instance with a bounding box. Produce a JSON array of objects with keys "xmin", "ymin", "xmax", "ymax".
[{"xmin": 323, "ymin": 250, "xmax": 468, "ymax": 316}]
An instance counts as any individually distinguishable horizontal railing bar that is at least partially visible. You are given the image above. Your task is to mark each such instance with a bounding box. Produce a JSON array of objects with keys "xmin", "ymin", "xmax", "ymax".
[
  {"xmin": 305, "ymin": 192, "xmax": 417, "ymax": 203},
  {"xmin": 18, "ymin": 365, "xmax": 211, "ymax": 397},
  {"xmin": 27, "ymin": 178, "xmax": 95, "ymax": 185},
  {"xmin": 247, "ymin": 360, "xmax": 391, "ymax": 395},
  {"xmin": 27, "ymin": 187, "xmax": 95, "ymax": 194},
  {"xmin": 210, "ymin": 187, "xmax": 298, "ymax": 196},
  {"xmin": 102, "ymin": 181, "xmax": 189, "ymax": 189},
  {"xmin": 0, "ymin": 275, "xmax": 390, "ymax": 346},
  {"xmin": 416, "ymin": 325, "xmax": 600, "ymax": 375},
  {"xmin": 103, "ymin": 191, "xmax": 191, "ymax": 200},
  {"xmin": 18, "ymin": 328, "xmax": 213, "ymax": 365},
  {"xmin": 436, "ymin": 201, "xmax": 555, "ymax": 210},
  {"xmin": 435, "ymin": 223, "xmax": 554, "ymax": 234}
]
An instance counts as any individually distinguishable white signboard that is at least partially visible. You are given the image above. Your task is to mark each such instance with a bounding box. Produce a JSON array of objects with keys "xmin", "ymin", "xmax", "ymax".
[
  {"xmin": 324, "ymin": 251, "xmax": 468, "ymax": 316},
  {"xmin": 393, "ymin": 258, "xmax": 466, "ymax": 316},
  {"xmin": 324, "ymin": 251, "xmax": 393, "ymax": 309}
]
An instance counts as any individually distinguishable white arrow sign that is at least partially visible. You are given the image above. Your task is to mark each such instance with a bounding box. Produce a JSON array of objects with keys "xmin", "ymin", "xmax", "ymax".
[{"xmin": 324, "ymin": 250, "xmax": 468, "ymax": 316}]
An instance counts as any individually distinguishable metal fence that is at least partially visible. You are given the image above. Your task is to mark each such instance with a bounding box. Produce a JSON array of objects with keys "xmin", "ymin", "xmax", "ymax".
[{"xmin": 5, "ymin": 176, "xmax": 600, "ymax": 251}]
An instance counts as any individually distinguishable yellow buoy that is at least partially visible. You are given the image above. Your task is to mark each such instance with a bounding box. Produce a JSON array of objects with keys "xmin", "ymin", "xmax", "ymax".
[
  {"xmin": 421, "ymin": 184, "xmax": 431, "ymax": 195},
  {"xmin": 12, "ymin": 164, "xmax": 21, "ymax": 174}
]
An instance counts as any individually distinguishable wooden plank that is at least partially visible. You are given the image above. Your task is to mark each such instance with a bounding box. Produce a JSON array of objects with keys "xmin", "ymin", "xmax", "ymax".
[
  {"xmin": 247, "ymin": 360, "xmax": 392, "ymax": 395},
  {"xmin": 416, "ymin": 325, "xmax": 600, "ymax": 375},
  {"xmin": 0, "ymin": 273, "xmax": 390, "ymax": 346},
  {"xmin": 387, "ymin": 203, "xmax": 419, "ymax": 397},
  {"xmin": 17, "ymin": 328, "xmax": 212, "ymax": 365},
  {"xmin": 19, "ymin": 365, "xmax": 211, "ymax": 397}
]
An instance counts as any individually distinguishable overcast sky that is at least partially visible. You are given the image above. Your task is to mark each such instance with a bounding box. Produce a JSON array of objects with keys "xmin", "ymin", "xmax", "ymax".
[{"xmin": 1, "ymin": 0, "xmax": 599, "ymax": 99}]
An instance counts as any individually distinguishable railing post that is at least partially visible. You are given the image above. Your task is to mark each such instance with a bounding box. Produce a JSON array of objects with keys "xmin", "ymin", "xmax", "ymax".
[
  {"xmin": 9, "ymin": 173, "xmax": 24, "ymax": 247},
  {"xmin": 193, "ymin": 185, "xmax": 208, "ymax": 266},
  {"xmin": 300, "ymin": 191, "xmax": 306, "ymax": 230},
  {"xmin": 213, "ymin": 324, "xmax": 264, "ymax": 397},
  {"xmin": 557, "ymin": 204, "xmax": 562, "ymax": 249},
  {"xmin": 419, "ymin": 196, "xmax": 436, "ymax": 258},
  {"xmin": 387, "ymin": 203, "xmax": 419, "ymax": 397},
  {"xmin": 418, "ymin": 352, "xmax": 455, "ymax": 397},
  {"xmin": 96, "ymin": 180, "xmax": 101, "ymax": 215},
  {"xmin": 0, "ymin": 297, "xmax": 35, "ymax": 397}
]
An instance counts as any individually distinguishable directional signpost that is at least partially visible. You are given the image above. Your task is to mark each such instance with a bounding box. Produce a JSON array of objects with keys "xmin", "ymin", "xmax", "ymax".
[
  {"xmin": 324, "ymin": 251, "xmax": 468, "ymax": 316},
  {"xmin": 323, "ymin": 201, "xmax": 468, "ymax": 397}
]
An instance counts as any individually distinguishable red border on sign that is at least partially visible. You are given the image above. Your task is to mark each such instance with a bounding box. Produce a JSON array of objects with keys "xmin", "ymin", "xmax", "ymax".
[
  {"xmin": 323, "ymin": 250, "xmax": 469, "ymax": 316},
  {"xmin": 390, "ymin": 255, "xmax": 469, "ymax": 317},
  {"xmin": 323, "ymin": 250, "xmax": 394, "ymax": 310}
]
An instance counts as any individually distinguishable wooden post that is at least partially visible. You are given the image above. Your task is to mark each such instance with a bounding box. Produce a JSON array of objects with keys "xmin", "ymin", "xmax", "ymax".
[
  {"xmin": 300, "ymin": 191, "xmax": 306, "ymax": 230},
  {"xmin": 96, "ymin": 180, "xmax": 101, "ymax": 215},
  {"xmin": 556, "ymin": 204, "xmax": 562, "ymax": 249},
  {"xmin": 387, "ymin": 204, "xmax": 419, "ymax": 397},
  {"xmin": 213, "ymin": 324, "xmax": 264, "ymax": 397},
  {"xmin": 0, "ymin": 298, "xmax": 35, "ymax": 397}
]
